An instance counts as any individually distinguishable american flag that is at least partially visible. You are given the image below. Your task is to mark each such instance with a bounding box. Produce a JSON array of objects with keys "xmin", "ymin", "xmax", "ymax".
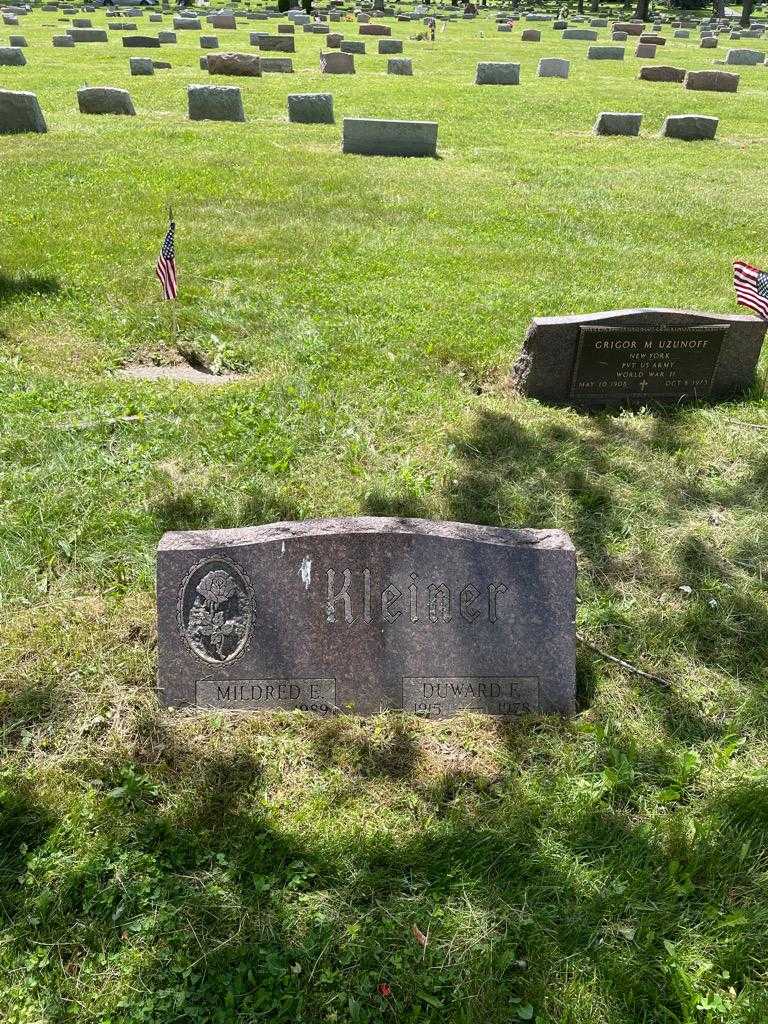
[
  {"xmin": 733, "ymin": 259, "xmax": 768, "ymax": 320},
  {"xmin": 155, "ymin": 220, "xmax": 178, "ymax": 301}
]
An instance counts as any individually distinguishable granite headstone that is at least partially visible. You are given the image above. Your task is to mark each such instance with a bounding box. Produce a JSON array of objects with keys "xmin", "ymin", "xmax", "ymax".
[
  {"xmin": 157, "ymin": 518, "xmax": 576, "ymax": 718},
  {"xmin": 510, "ymin": 308, "xmax": 767, "ymax": 407}
]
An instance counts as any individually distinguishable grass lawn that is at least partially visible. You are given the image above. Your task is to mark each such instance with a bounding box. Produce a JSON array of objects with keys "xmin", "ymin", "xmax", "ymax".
[{"xmin": 2, "ymin": 5, "xmax": 768, "ymax": 1022}]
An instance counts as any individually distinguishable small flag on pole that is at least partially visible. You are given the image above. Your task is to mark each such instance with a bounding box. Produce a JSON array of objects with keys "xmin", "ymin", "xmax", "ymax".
[
  {"xmin": 155, "ymin": 219, "xmax": 178, "ymax": 301},
  {"xmin": 733, "ymin": 260, "xmax": 768, "ymax": 320}
]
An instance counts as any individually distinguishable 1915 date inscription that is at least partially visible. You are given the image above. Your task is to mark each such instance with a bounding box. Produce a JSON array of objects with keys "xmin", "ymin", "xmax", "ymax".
[{"xmin": 571, "ymin": 324, "xmax": 727, "ymax": 401}]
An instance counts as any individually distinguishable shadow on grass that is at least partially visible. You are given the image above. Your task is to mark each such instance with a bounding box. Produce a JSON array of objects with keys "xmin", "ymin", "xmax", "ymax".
[
  {"xmin": 0, "ymin": 273, "xmax": 60, "ymax": 306},
  {"xmin": 153, "ymin": 483, "xmax": 300, "ymax": 535},
  {"xmin": 0, "ymin": 785, "xmax": 56, "ymax": 920},
  {"xmin": 309, "ymin": 714, "xmax": 422, "ymax": 779},
  {"xmin": 5, "ymin": 705, "xmax": 768, "ymax": 1023},
  {"xmin": 361, "ymin": 487, "xmax": 429, "ymax": 520}
]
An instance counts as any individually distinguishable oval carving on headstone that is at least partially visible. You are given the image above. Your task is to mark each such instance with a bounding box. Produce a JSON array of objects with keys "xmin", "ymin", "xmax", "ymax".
[{"xmin": 178, "ymin": 557, "xmax": 252, "ymax": 664}]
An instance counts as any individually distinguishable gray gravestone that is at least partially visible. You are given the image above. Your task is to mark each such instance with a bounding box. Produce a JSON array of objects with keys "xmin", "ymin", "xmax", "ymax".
[
  {"xmin": 378, "ymin": 37, "xmax": 402, "ymax": 52},
  {"xmin": 475, "ymin": 61, "xmax": 520, "ymax": 84},
  {"xmin": 594, "ymin": 111, "xmax": 642, "ymax": 136},
  {"xmin": 538, "ymin": 57, "xmax": 569, "ymax": 78},
  {"xmin": 511, "ymin": 309, "xmax": 766, "ymax": 406},
  {"xmin": 188, "ymin": 83, "xmax": 246, "ymax": 119},
  {"xmin": 123, "ymin": 35, "xmax": 161, "ymax": 47},
  {"xmin": 210, "ymin": 13, "xmax": 236, "ymax": 29},
  {"xmin": 255, "ymin": 33, "xmax": 295, "ymax": 50},
  {"xmin": 387, "ymin": 57, "xmax": 412, "ymax": 75},
  {"xmin": 725, "ymin": 47, "xmax": 764, "ymax": 64},
  {"xmin": 562, "ymin": 28, "xmax": 597, "ymax": 39},
  {"xmin": 206, "ymin": 52, "xmax": 261, "ymax": 76},
  {"xmin": 0, "ymin": 87, "xmax": 46, "ymax": 133},
  {"xmin": 661, "ymin": 113, "xmax": 718, "ymax": 140},
  {"xmin": 260, "ymin": 57, "xmax": 293, "ymax": 73},
  {"xmin": 288, "ymin": 91, "xmax": 334, "ymax": 123},
  {"xmin": 340, "ymin": 39, "xmax": 365, "ymax": 53},
  {"xmin": 684, "ymin": 69, "xmax": 739, "ymax": 91},
  {"xmin": 342, "ymin": 116, "xmax": 437, "ymax": 156},
  {"xmin": 77, "ymin": 86, "xmax": 136, "ymax": 115},
  {"xmin": 639, "ymin": 64, "xmax": 686, "ymax": 81},
  {"xmin": 130, "ymin": 56, "xmax": 154, "ymax": 74},
  {"xmin": 320, "ymin": 50, "xmax": 355, "ymax": 73},
  {"xmin": 588, "ymin": 45, "xmax": 625, "ymax": 59},
  {"xmin": 0, "ymin": 46, "xmax": 26, "ymax": 65},
  {"xmin": 66, "ymin": 27, "xmax": 107, "ymax": 41},
  {"xmin": 156, "ymin": 518, "xmax": 576, "ymax": 718}
]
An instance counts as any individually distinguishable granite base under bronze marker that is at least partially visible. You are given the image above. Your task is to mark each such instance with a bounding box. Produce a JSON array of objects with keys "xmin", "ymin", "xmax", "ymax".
[{"xmin": 510, "ymin": 308, "xmax": 767, "ymax": 408}]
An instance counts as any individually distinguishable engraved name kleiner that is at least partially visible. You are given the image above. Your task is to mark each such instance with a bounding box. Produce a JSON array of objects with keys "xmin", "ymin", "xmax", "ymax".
[{"xmin": 325, "ymin": 568, "xmax": 508, "ymax": 625}]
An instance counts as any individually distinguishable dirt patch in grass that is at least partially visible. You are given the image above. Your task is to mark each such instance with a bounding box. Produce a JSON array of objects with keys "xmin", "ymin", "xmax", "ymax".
[{"xmin": 116, "ymin": 362, "xmax": 249, "ymax": 384}]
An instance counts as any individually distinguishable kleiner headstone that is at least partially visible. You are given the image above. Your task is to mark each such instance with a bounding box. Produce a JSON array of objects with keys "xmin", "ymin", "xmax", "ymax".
[
  {"xmin": 510, "ymin": 308, "xmax": 767, "ymax": 407},
  {"xmin": 157, "ymin": 517, "xmax": 576, "ymax": 717}
]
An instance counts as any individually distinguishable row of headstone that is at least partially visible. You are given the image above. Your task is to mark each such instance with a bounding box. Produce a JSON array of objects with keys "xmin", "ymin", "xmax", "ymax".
[
  {"xmin": 0, "ymin": 83, "xmax": 436, "ymax": 152},
  {"xmin": 594, "ymin": 110, "xmax": 719, "ymax": 141}
]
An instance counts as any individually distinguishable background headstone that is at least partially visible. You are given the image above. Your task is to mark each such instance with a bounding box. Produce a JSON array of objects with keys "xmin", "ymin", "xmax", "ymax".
[
  {"xmin": 510, "ymin": 309, "xmax": 767, "ymax": 407},
  {"xmin": 0, "ymin": 87, "xmax": 46, "ymax": 133},
  {"xmin": 342, "ymin": 116, "xmax": 437, "ymax": 157}
]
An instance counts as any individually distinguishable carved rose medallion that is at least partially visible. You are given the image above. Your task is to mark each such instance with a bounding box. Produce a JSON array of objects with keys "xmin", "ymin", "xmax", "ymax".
[{"xmin": 179, "ymin": 558, "xmax": 252, "ymax": 664}]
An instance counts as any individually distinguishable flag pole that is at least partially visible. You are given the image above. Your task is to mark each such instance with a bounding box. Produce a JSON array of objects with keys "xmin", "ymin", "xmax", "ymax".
[{"xmin": 168, "ymin": 203, "xmax": 178, "ymax": 347}]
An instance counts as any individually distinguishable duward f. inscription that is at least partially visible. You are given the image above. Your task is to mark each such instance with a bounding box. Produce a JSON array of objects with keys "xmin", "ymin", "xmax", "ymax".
[{"xmin": 157, "ymin": 518, "xmax": 576, "ymax": 717}]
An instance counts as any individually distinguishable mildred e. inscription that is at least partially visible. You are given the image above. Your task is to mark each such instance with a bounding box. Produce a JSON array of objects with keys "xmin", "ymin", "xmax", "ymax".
[{"xmin": 156, "ymin": 518, "xmax": 576, "ymax": 717}]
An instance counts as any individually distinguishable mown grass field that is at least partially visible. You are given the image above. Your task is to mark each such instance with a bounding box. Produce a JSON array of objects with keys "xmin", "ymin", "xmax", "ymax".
[{"xmin": 2, "ymin": 5, "xmax": 768, "ymax": 1022}]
